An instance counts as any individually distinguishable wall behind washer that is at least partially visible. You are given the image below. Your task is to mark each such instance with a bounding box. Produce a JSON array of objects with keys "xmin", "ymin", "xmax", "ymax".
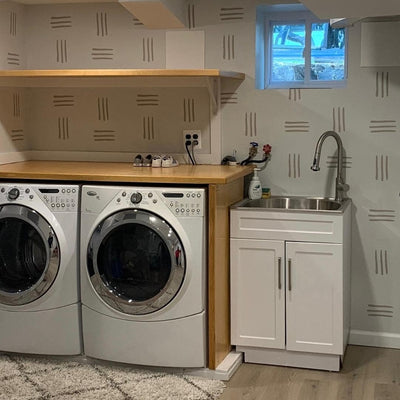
[
  {"xmin": 0, "ymin": 2, "xmax": 28, "ymax": 163},
  {"xmin": 0, "ymin": 2, "xmax": 212, "ymax": 163}
]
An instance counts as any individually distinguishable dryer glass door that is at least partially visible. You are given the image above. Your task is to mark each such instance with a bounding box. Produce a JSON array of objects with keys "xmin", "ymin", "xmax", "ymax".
[
  {"xmin": 88, "ymin": 209, "xmax": 186, "ymax": 315},
  {"xmin": 0, "ymin": 205, "xmax": 60, "ymax": 305}
]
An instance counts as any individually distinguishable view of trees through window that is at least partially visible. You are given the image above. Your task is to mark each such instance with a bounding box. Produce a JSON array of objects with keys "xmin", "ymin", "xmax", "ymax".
[{"xmin": 271, "ymin": 22, "xmax": 345, "ymax": 84}]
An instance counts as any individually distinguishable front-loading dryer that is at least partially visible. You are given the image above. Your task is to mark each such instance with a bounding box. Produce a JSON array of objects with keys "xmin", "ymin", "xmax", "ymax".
[
  {"xmin": 80, "ymin": 185, "xmax": 206, "ymax": 368},
  {"xmin": 0, "ymin": 183, "xmax": 81, "ymax": 355}
]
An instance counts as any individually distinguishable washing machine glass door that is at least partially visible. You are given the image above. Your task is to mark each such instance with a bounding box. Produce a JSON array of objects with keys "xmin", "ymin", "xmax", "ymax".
[
  {"xmin": 0, "ymin": 205, "xmax": 60, "ymax": 305},
  {"xmin": 88, "ymin": 209, "xmax": 186, "ymax": 315}
]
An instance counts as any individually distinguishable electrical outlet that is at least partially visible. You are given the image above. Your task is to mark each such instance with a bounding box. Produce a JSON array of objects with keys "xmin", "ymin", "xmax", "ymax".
[{"xmin": 183, "ymin": 130, "xmax": 202, "ymax": 150}]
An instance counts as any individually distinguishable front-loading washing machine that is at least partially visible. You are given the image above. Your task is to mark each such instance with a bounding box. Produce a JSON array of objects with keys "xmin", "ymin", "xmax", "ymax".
[
  {"xmin": 0, "ymin": 183, "xmax": 81, "ymax": 355},
  {"xmin": 80, "ymin": 185, "xmax": 206, "ymax": 368}
]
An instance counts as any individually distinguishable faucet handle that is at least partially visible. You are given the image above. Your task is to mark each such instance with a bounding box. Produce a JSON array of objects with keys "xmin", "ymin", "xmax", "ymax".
[{"xmin": 337, "ymin": 182, "xmax": 350, "ymax": 192}]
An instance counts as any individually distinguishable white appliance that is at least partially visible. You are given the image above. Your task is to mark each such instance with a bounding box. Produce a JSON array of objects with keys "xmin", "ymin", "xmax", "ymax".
[
  {"xmin": 80, "ymin": 185, "xmax": 206, "ymax": 368},
  {"xmin": 0, "ymin": 183, "xmax": 81, "ymax": 355}
]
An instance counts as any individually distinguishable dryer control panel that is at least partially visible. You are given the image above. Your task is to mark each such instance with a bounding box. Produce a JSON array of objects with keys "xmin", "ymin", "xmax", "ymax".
[{"xmin": 35, "ymin": 186, "xmax": 79, "ymax": 212}]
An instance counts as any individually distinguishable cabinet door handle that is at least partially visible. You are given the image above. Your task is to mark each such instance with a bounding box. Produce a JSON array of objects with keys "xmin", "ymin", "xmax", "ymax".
[
  {"xmin": 278, "ymin": 257, "xmax": 282, "ymax": 290},
  {"xmin": 288, "ymin": 258, "xmax": 292, "ymax": 291}
]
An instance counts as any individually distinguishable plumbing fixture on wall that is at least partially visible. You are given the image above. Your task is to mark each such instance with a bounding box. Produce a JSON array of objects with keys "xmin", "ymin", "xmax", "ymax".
[{"xmin": 240, "ymin": 142, "xmax": 272, "ymax": 170}]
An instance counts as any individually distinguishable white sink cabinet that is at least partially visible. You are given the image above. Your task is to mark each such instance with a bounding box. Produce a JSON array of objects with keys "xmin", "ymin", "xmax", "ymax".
[{"xmin": 230, "ymin": 201, "xmax": 351, "ymax": 371}]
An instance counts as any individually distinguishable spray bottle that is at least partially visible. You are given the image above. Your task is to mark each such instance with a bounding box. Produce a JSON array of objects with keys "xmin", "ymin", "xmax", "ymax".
[{"xmin": 248, "ymin": 168, "xmax": 262, "ymax": 200}]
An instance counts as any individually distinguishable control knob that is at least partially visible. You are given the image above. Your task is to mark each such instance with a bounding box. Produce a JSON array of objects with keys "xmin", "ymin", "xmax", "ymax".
[
  {"xmin": 130, "ymin": 192, "xmax": 142, "ymax": 204},
  {"xmin": 8, "ymin": 188, "xmax": 20, "ymax": 200}
]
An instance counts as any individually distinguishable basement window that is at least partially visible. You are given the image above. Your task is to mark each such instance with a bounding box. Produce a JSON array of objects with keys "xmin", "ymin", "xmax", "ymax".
[{"xmin": 256, "ymin": 4, "xmax": 347, "ymax": 89}]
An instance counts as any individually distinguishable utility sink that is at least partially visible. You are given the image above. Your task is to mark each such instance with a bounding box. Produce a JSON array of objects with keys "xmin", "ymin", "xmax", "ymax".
[{"xmin": 233, "ymin": 196, "xmax": 350, "ymax": 213}]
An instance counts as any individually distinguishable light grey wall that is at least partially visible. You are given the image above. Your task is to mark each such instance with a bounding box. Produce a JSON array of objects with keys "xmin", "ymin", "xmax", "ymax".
[
  {"xmin": 1, "ymin": 0, "xmax": 400, "ymax": 347},
  {"xmin": 209, "ymin": 3, "xmax": 400, "ymax": 347},
  {"xmin": 0, "ymin": 2, "xmax": 27, "ymax": 160}
]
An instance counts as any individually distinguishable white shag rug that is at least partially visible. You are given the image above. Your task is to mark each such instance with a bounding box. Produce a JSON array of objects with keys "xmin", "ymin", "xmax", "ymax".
[{"xmin": 0, "ymin": 353, "xmax": 225, "ymax": 400}]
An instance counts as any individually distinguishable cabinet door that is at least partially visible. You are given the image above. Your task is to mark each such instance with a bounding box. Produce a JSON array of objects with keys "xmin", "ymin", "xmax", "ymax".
[
  {"xmin": 231, "ymin": 239, "xmax": 285, "ymax": 349},
  {"xmin": 286, "ymin": 242, "xmax": 343, "ymax": 355}
]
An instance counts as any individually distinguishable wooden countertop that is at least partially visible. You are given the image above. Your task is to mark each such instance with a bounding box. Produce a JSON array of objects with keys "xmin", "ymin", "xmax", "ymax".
[{"xmin": 0, "ymin": 161, "xmax": 253, "ymax": 184}]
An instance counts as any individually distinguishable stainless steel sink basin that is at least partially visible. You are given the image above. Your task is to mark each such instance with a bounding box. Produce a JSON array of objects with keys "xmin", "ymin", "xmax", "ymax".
[{"xmin": 233, "ymin": 196, "xmax": 349, "ymax": 212}]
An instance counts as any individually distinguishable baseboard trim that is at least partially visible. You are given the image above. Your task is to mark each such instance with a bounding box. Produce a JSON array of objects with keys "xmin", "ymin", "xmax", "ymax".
[
  {"xmin": 237, "ymin": 346, "xmax": 341, "ymax": 372},
  {"xmin": 0, "ymin": 150, "xmax": 220, "ymax": 165},
  {"xmin": 0, "ymin": 151, "xmax": 30, "ymax": 165},
  {"xmin": 183, "ymin": 351, "xmax": 243, "ymax": 381},
  {"xmin": 28, "ymin": 150, "xmax": 218, "ymax": 165},
  {"xmin": 349, "ymin": 329, "xmax": 400, "ymax": 349}
]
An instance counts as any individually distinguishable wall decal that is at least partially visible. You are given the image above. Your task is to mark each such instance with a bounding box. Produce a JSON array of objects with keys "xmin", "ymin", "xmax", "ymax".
[
  {"xmin": 375, "ymin": 155, "xmax": 389, "ymax": 181},
  {"xmin": 326, "ymin": 155, "xmax": 352, "ymax": 169},
  {"xmin": 222, "ymin": 34, "xmax": 235, "ymax": 60},
  {"xmin": 368, "ymin": 209, "xmax": 396, "ymax": 222},
  {"xmin": 13, "ymin": 93, "xmax": 21, "ymax": 118},
  {"xmin": 142, "ymin": 116, "xmax": 155, "ymax": 140},
  {"xmin": 367, "ymin": 304, "xmax": 393, "ymax": 317},
  {"xmin": 219, "ymin": 7, "xmax": 244, "ymax": 21},
  {"xmin": 332, "ymin": 106, "xmax": 345, "ymax": 133},
  {"xmin": 91, "ymin": 48, "xmax": 113, "ymax": 60},
  {"xmin": 97, "ymin": 97, "xmax": 109, "ymax": 121},
  {"xmin": 142, "ymin": 37, "xmax": 154, "ymax": 62},
  {"xmin": 187, "ymin": 4, "xmax": 195, "ymax": 29},
  {"xmin": 136, "ymin": 94, "xmax": 160, "ymax": 107},
  {"xmin": 369, "ymin": 120, "xmax": 397, "ymax": 133},
  {"xmin": 220, "ymin": 92, "xmax": 238, "ymax": 105},
  {"xmin": 93, "ymin": 130, "xmax": 115, "ymax": 141},
  {"xmin": 132, "ymin": 17, "xmax": 143, "ymax": 26},
  {"xmin": 183, "ymin": 98, "xmax": 195, "ymax": 122},
  {"xmin": 96, "ymin": 12, "xmax": 108, "ymax": 36},
  {"xmin": 288, "ymin": 88, "xmax": 301, "ymax": 101},
  {"xmin": 284, "ymin": 121, "xmax": 309, "ymax": 133},
  {"xmin": 57, "ymin": 117, "xmax": 69, "ymax": 140},
  {"xmin": 9, "ymin": 11, "xmax": 17, "ymax": 36},
  {"xmin": 53, "ymin": 95, "xmax": 75, "ymax": 107},
  {"xmin": 10, "ymin": 129, "xmax": 23, "ymax": 141},
  {"xmin": 374, "ymin": 249, "xmax": 389, "ymax": 275},
  {"xmin": 244, "ymin": 112, "xmax": 256, "ymax": 137},
  {"xmin": 376, "ymin": 72, "xmax": 389, "ymax": 98},
  {"xmin": 7, "ymin": 52, "xmax": 20, "ymax": 66},
  {"xmin": 288, "ymin": 153, "xmax": 301, "ymax": 178},
  {"xmin": 50, "ymin": 16, "xmax": 72, "ymax": 29},
  {"xmin": 56, "ymin": 40, "xmax": 68, "ymax": 63}
]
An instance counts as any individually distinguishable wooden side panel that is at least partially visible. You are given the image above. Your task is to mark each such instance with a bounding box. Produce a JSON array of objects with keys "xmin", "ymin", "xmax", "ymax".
[{"xmin": 208, "ymin": 178, "xmax": 244, "ymax": 369}]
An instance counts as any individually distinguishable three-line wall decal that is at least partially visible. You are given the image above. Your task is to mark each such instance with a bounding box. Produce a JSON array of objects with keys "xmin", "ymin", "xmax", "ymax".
[{"xmin": 374, "ymin": 250, "xmax": 389, "ymax": 275}]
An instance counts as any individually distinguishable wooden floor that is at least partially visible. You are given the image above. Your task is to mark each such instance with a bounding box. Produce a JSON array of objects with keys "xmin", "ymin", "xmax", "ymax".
[{"xmin": 219, "ymin": 346, "xmax": 400, "ymax": 400}]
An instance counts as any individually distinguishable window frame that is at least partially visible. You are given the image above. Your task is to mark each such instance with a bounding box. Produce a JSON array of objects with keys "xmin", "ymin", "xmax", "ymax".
[{"xmin": 263, "ymin": 10, "xmax": 348, "ymax": 89}]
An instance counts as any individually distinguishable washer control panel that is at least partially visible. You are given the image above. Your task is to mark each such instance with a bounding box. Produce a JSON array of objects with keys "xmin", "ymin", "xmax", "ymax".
[
  {"xmin": 114, "ymin": 188, "xmax": 205, "ymax": 217},
  {"xmin": 162, "ymin": 189, "xmax": 205, "ymax": 217}
]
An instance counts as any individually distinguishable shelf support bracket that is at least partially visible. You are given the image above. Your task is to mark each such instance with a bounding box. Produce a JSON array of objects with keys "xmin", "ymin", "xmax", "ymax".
[{"xmin": 206, "ymin": 77, "xmax": 220, "ymax": 115}]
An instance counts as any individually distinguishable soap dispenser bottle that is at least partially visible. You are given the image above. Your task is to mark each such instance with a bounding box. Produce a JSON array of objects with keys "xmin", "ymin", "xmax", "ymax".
[{"xmin": 248, "ymin": 168, "xmax": 262, "ymax": 200}]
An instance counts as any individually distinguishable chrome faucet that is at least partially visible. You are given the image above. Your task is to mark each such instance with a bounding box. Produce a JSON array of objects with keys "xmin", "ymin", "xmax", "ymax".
[{"xmin": 311, "ymin": 130, "xmax": 349, "ymax": 202}]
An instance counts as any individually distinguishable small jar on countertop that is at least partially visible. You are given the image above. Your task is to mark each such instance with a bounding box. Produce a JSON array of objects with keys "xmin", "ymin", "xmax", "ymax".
[{"xmin": 262, "ymin": 188, "xmax": 271, "ymax": 199}]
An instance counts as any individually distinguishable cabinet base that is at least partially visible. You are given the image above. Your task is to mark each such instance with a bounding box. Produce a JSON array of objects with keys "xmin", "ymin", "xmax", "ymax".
[{"xmin": 236, "ymin": 346, "xmax": 341, "ymax": 372}]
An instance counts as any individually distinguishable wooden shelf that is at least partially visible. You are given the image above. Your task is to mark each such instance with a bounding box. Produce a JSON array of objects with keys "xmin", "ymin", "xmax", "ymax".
[
  {"xmin": 0, "ymin": 69, "xmax": 245, "ymax": 80},
  {"xmin": 0, "ymin": 69, "xmax": 245, "ymax": 112}
]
